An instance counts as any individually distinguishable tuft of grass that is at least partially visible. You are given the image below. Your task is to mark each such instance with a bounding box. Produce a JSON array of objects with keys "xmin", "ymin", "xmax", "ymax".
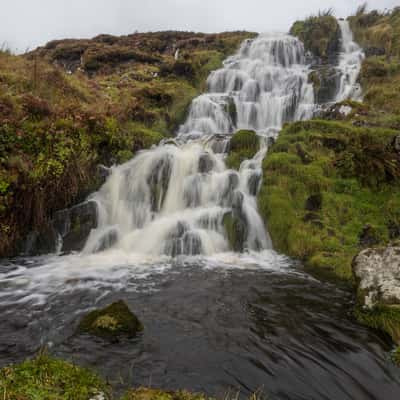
[{"xmin": 0, "ymin": 353, "xmax": 110, "ymax": 400}]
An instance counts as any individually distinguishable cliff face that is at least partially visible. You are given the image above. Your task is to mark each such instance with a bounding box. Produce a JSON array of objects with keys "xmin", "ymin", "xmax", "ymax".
[{"xmin": 0, "ymin": 30, "xmax": 256, "ymax": 257}]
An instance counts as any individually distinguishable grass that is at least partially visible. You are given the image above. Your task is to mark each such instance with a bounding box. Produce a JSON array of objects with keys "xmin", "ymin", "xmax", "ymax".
[{"xmin": 0, "ymin": 353, "xmax": 110, "ymax": 400}]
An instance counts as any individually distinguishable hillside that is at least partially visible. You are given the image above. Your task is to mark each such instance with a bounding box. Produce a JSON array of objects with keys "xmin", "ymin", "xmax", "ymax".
[{"xmin": 0, "ymin": 30, "xmax": 256, "ymax": 256}]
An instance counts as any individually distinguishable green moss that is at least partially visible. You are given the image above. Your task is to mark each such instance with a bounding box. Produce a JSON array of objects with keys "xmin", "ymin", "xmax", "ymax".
[
  {"xmin": 78, "ymin": 300, "xmax": 143, "ymax": 339},
  {"xmin": 226, "ymin": 130, "xmax": 259, "ymax": 170},
  {"xmin": 354, "ymin": 305, "xmax": 400, "ymax": 344},
  {"xmin": 0, "ymin": 353, "xmax": 109, "ymax": 400}
]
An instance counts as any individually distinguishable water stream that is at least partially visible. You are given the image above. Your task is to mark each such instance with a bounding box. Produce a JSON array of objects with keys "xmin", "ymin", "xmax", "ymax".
[{"xmin": 0, "ymin": 23, "xmax": 399, "ymax": 400}]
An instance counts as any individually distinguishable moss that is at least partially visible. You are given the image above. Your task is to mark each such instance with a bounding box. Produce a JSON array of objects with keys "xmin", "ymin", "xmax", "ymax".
[
  {"xmin": 354, "ymin": 305, "xmax": 400, "ymax": 344},
  {"xmin": 0, "ymin": 353, "xmax": 110, "ymax": 400},
  {"xmin": 226, "ymin": 130, "xmax": 259, "ymax": 170},
  {"xmin": 78, "ymin": 300, "xmax": 143, "ymax": 339},
  {"xmin": 290, "ymin": 15, "xmax": 339, "ymax": 58}
]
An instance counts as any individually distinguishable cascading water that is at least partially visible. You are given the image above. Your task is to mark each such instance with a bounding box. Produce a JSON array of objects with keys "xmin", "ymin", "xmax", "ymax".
[
  {"xmin": 83, "ymin": 33, "xmax": 315, "ymax": 257},
  {"xmin": 335, "ymin": 19, "xmax": 365, "ymax": 102}
]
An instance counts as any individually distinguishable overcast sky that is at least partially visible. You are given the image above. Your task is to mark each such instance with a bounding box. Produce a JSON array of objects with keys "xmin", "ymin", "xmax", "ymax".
[{"xmin": 1, "ymin": 0, "xmax": 399, "ymax": 52}]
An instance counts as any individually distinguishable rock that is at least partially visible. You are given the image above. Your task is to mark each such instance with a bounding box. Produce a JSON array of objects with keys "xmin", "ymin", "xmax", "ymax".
[
  {"xmin": 54, "ymin": 201, "xmax": 98, "ymax": 253},
  {"xmin": 198, "ymin": 152, "xmax": 214, "ymax": 173},
  {"xmin": 147, "ymin": 154, "xmax": 172, "ymax": 212},
  {"xmin": 352, "ymin": 245, "xmax": 400, "ymax": 309},
  {"xmin": 305, "ymin": 193, "xmax": 322, "ymax": 212},
  {"xmin": 247, "ymin": 170, "xmax": 262, "ymax": 196},
  {"xmin": 359, "ymin": 224, "xmax": 380, "ymax": 247},
  {"xmin": 23, "ymin": 224, "xmax": 58, "ymax": 256},
  {"xmin": 389, "ymin": 221, "xmax": 400, "ymax": 240},
  {"xmin": 78, "ymin": 300, "xmax": 143, "ymax": 340},
  {"xmin": 223, "ymin": 211, "xmax": 248, "ymax": 253}
]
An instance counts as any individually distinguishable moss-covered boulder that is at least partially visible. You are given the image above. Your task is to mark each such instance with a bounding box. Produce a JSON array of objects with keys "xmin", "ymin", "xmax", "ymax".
[
  {"xmin": 78, "ymin": 300, "xmax": 143, "ymax": 340},
  {"xmin": 0, "ymin": 354, "xmax": 110, "ymax": 400},
  {"xmin": 226, "ymin": 130, "xmax": 259, "ymax": 170},
  {"xmin": 121, "ymin": 388, "xmax": 208, "ymax": 400}
]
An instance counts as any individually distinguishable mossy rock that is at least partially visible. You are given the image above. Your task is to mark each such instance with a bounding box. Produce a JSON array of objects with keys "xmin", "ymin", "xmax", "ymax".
[
  {"xmin": 0, "ymin": 354, "xmax": 110, "ymax": 400},
  {"xmin": 78, "ymin": 300, "xmax": 143, "ymax": 339},
  {"xmin": 226, "ymin": 130, "xmax": 259, "ymax": 170},
  {"xmin": 223, "ymin": 211, "xmax": 247, "ymax": 252},
  {"xmin": 121, "ymin": 388, "xmax": 208, "ymax": 400},
  {"xmin": 393, "ymin": 347, "xmax": 400, "ymax": 365}
]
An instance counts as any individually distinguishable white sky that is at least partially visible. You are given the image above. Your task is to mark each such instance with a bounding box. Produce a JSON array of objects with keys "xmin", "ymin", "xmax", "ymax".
[{"xmin": 1, "ymin": 0, "xmax": 399, "ymax": 52}]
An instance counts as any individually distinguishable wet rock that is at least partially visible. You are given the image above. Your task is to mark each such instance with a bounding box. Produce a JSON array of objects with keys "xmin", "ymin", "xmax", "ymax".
[
  {"xmin": 164, "ymin": 222, "xmax": 202, "ymax": 257},
  {"xmin": 359, "ymin": 224, "xmax": 380, "ymax": 248},
  {"xmin": 198, "ymin": 152, "xmax": 214, "ymax": 173},
  {"xmin": 78, "ymin": 300, "xmax": 143, "ymax": 340},
  {"xmin": 226, "ymin": 97, "xmax": 237, "ymax": 126},
  {"xmin": 247, "ymin": 170, "xmax": 262, "ymax": 196},
  {"xmin": 305, "ymin": 193, "xmax": 322, "ymax": 212},
  {"xmin": 353, "ymin": 245, "xmax": 400, "ymax": 308},
  {"xmin": 147, "ymin": 154, "xmax": 172, "ymax": 212},
  {"xmin": 23, "ymin": 224, "xmax": 58, "ymax": 256},
  {"xmin": 222, "ymin": 211, "xmax": 248, "ymax": 253},
  {"xmin": 54, "ymin": 201, "xmax": 98, "ymax": 253},
  {"xmin": 94, "ymin": 228, "xmax": 119, "ymax": 252}
]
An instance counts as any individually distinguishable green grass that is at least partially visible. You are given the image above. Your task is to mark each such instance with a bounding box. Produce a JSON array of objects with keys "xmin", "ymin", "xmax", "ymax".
[{"xmin": 0, "ymin": 353, "xmax": 110, "ymax": 400}]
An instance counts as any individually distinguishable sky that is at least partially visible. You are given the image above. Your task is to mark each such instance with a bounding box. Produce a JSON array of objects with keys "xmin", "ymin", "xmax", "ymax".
[{"xmin": 1, "ymin": 0, "xmax": 399, "ymax": 53}]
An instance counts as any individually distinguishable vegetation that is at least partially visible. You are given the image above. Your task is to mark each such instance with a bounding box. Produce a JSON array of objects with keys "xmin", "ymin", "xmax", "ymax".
[
  {"xmin": 0, "ymin": 355, "xmax": 267, "ymax": 400},
  {"xmin": 258, "ymin": 119, "xmax": 400, "ymax": 281},
  {"xmin": 290, "ymin": 13, "xmax": 339, "ymax": 58},
  {"xmin": 226, "ymin": 129, "xmax": 259, "ymax": 170},
  {"xmin": 0, "ymin": 353, "xmax": 110, "ymax": 400},
  {"xmin": 78, "ymin": 300, "xmax": 143, "ymax": 339},
  {"xmin": 0, "ymin": 30, "xmax": 256, "ymax": 257}
]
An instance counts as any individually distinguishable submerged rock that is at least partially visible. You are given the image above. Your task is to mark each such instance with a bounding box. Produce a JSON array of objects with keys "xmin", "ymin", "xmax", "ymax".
[
  {"xmin": 78, "ymin": 300, "xmax": 143, "ymax": 340},
  {"xmin": 353, "ymin": 245, "xmax": 400, "ymax": 309}
]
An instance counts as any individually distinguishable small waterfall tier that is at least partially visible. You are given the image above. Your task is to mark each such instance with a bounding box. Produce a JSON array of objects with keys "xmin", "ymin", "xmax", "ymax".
[
  {"xmin": 83, "ymin": 34, "xmax": 315, "ymax": 257},
  {"xmin": 335, "ymin": 20, "xmax": 365, "ymax": 102}
]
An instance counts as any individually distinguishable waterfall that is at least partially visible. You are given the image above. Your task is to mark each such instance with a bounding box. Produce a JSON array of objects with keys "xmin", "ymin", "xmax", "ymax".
[
  {"xmin": 83, "ymin": 33, "xmax": 315, "ymax": 257},
  {"xmin": 335, "ymin": 20, "xmax": 365, "ymax": 102}
]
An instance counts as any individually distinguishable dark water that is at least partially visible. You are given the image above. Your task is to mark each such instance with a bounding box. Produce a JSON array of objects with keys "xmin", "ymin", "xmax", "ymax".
[{"xmin": 0, "ymin": 254, "xmax": 399, "ymax": 400}]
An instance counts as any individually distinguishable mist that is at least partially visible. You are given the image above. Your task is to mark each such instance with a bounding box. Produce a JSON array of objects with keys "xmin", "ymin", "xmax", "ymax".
[{"xmin": 1, "ymin": 0, "xmax": 399, "ymax": 52}]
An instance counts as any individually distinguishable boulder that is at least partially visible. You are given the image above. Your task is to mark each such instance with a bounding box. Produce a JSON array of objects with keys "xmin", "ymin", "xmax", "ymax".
[
  {"xmin": 198, "ymin": 152, "xmax": 214, "ymax": 173},
  {"xmin": 305, "ymin": 193, "xmax": 322, "ymax": 212},
  {"xmin": 353, "ymin": 245, "xmax": 400, "ymax": 309},
  {"xmin": 78, "ymin": 300, "xmax": 143, "ymax": 340}
]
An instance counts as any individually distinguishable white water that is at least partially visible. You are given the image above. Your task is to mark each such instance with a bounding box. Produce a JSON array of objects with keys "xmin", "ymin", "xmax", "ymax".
[
  {"xmin": 82, "ymin": 33, "xmax": 315, "ymax": 258},
  {"xmin": 335, "ymin": 20, "xmax": 365, "ymax": 102}
]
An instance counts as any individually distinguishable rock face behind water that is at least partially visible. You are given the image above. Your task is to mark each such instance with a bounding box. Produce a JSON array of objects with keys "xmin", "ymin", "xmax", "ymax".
[{"xmin": 353, "ymin": 245, "xmax": 400, "ymax": 308}]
